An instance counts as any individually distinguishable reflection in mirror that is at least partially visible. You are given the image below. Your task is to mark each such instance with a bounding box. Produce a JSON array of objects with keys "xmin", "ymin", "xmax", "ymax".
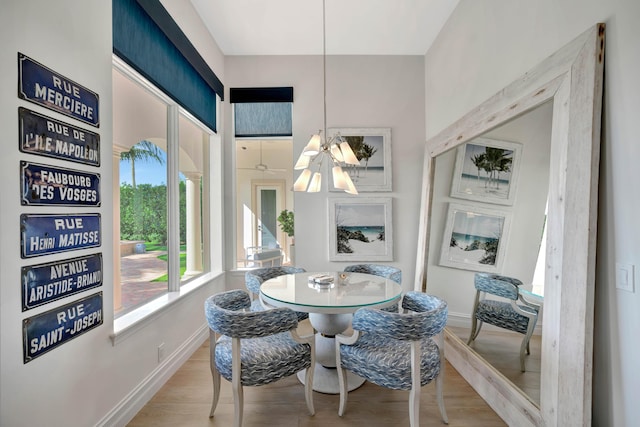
[
  {"xmin": 414, "ymin": 24, "xmax": 604, "ymax": 426},
  {"xmin": 429, "ymin": 101, "xmax": 553, "ymax": 405}
]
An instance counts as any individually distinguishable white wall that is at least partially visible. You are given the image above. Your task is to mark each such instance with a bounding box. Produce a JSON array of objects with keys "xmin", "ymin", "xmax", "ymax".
[
  {"xmin": 224, "ymin": 55, "xmax": 426, "ymax": 289},
  {"xmin": 425, "ymin": 1, "xmax": 640, "ymax": 425},
  {"xmin": 0, "ymin": 2, "xmax": 225, "ymax": 426}
]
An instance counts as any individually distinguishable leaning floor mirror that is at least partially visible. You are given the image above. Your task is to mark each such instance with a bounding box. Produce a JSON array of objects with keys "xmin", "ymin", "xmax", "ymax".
[{"xmin": 414, "ymin": 24, "xmax": 605, "ymax": 426}]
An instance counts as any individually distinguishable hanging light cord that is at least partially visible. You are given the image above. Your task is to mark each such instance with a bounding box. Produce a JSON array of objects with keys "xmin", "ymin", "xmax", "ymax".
[{"xmin": 322, "ymin": 0, "xmax": 328, "ymax": 140}]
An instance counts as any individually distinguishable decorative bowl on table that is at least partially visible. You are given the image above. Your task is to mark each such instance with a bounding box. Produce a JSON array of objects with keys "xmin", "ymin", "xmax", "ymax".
[{"xmin": 308, "ymin": 274, "xmax": 335, "ymax": 290}]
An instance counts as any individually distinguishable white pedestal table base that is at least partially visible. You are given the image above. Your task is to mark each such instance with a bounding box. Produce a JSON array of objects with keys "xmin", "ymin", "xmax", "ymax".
[{"xmin": 296, "ymin": 312, "xmax": 366, "ymax": 394}]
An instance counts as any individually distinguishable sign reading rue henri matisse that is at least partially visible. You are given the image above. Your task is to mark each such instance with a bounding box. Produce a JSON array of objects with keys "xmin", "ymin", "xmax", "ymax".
[
  {"xmin": 23, "ymin": 292, "xmax": 103, "ymax": 363},
  {"xmin": 19, "ymin": 107, "xmax": 100, "ymax": 166},
  {"xmin": 21, "ymin": 253, "xmax": 103, "ymax": 311},
  {"xmin": 21, "ymin": 161, "xmax": 100, "ymax": 207},
  {"xmin": 21, "ymin": 213, "xmax": 101, "ymax": 258},
  {"xmin": 18, "ymin": 53, "xmax": 99, "ymax": 127}
]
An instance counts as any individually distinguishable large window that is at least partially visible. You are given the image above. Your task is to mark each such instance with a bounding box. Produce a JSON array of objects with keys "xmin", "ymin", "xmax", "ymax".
[{"xmin": 113, "ymin": 59, "xmax": 212, "ymax": 317}]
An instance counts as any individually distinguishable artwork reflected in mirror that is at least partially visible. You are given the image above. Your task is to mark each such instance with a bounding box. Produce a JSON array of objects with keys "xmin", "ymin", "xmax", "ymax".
[{"xmin": 428, "ymin": 100, "xmax": 553, "ymax": 405}]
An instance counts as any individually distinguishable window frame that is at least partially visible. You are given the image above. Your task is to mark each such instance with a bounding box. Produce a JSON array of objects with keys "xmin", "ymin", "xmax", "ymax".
[{"xmin": 111, "ymin": 55, "xmax": 223, "ymax": 343}]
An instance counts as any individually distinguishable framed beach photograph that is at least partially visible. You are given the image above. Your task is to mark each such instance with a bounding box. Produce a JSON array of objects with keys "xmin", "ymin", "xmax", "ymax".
[
  {"xmin": 439, "ymin": 203, "xmax": 511, "ymax": 272},
  {"xmin": 450, "ymin": 137, "xmax": 522, "ymax": 205},
  {"xmin": 327, "ymin": 127, "xmax": 392, "ymax": 192},
  {"xmin": 328, "ymin": 197, "xmax": 393, "ymax": 261}
]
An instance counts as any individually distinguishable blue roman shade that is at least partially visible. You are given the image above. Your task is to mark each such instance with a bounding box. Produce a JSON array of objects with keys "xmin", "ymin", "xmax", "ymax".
[
  {"xmin": 230, "ymin": 87, "xmax": 293, "ymax": 138},
  {"xmin": 113, "ymin": 0, "xmax": 223, "ymax": 132}
]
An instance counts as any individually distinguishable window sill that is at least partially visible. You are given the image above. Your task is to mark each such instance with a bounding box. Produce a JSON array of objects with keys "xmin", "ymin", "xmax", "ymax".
[{"xmin": 110, "ymin": 271, "xmax": 223, "ymax": 345}]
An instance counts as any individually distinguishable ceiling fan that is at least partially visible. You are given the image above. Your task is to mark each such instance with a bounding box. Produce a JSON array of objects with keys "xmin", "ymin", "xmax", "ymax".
[{"xmin": 238, "ymin": 141, "xmax": 287, "ymax": 174}]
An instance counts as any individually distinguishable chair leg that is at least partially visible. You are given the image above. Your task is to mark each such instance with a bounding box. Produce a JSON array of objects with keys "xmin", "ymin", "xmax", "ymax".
[
  {"xmin": 209, "ymin": 330, "xmax": 221, "ymax": 418},
  {"xmin": 436, "ymin": 371, "xmax": 449, "ymax": 424},
  {"xmin": 232, "ymin": 338, "xmax": 243, "ymax": 427},
  {"xmin": 409, "ymin": 341, "xmax": 421, "ymax": 427},
  {"xmin": 232, "ymin": 381, "xmax": 243, "ymax": 427},
  {"xmin": 304, "ymin": 366, "xmax": 315, "ymax": 415},
  {"xmin": 520, "ymin": 319, "xmax": 537, "ymax": 372},
  {"xmin": 336, "ymin": 348, "xmax": 348, "ymax": 416},
  {"xmin": 467, "ymin": 318, "xmax": 483, "ymax": 345}
]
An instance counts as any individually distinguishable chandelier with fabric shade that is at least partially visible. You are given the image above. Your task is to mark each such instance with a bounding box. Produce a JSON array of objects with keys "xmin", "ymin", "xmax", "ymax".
[{"xmin": 293, "ymin": 0, "xmax": 360, "ymax": 194}]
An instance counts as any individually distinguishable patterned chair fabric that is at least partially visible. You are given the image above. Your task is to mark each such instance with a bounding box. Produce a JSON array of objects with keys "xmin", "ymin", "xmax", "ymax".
[
  {"xmin": 336, "ymin": 291, "xmax": 448, "ymax": 426},
  {"xmin": 467, "ymin": 273, "xmax": 540, "ymax": 372},
  {"xmin": 205, "ymin": 289, "xmax": 315, "ymax": 426},
  {"xmin": 343, "ymin": 264, "xmax": 402, "ymax": 312},
  {"xmin": 245, "ymin": 266, "xmax": 308, "ymax": 320}
]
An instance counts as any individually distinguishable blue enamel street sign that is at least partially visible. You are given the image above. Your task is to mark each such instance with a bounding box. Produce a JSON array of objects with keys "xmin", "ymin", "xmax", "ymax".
[
  {"xmin": 23, "ymin": 292, "xmax": 103, "ymax": 363},
  {"xmin": 21, "ymin": 214, "xmax": 101, "ymax": 258},
  {"xmin": 21, "ymin": 161, "xmax": 101, "ymax": 207},
  {"xmin": 18, "ymin": 53, "xmax": 99, "ymax": 127},
  {"xmin": 19, "ymin": 107, "xmax": 100, "ymax": 166},
  {"xmin": 21, "ymin": 253, "xmax": 103, "ymax": 311}
]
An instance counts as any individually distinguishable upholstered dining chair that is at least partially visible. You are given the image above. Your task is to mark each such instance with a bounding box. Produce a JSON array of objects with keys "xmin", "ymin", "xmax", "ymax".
[
  {"xmin": 467, "ymin": 273, "xmax": 540, "ymax": 372},
  {"xmin": 335, "ymin": 291, "xmax": 448, "ymax": 426},
  {"xmin": 205, "ymin": 289, "xmax": 315, "ymax": 427},
  {"xmin": 343, "ymin": 264, "xmax": 402, "ymax": 312},
  {"xmin": 245, "ymin": 266, "xmax": 307, "ymax": 319}
]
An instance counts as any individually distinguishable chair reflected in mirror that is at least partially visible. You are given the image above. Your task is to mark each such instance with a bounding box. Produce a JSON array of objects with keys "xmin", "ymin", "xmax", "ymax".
[{"xmin": 467, "ymin": 273, "xmax": 540, "ymax": 372}]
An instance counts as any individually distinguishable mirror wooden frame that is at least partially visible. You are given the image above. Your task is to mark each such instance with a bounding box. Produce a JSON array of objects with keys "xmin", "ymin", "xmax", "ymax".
[{"xmin": 414, "ymin": 24, "xmax": 605, "ymax": 426}]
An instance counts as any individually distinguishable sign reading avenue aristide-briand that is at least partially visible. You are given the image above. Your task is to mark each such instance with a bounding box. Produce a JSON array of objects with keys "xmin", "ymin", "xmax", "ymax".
[{"xmin": 21, "ymin": 253, "xmax": 103, "ymax": 311}]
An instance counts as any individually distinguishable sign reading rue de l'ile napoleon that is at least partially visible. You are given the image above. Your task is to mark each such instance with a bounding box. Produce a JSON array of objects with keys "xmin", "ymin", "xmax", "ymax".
[
  {"xmin": 23, "ymin": 292, "xmax": 103, "ymax": 363},
  {"xmin": 18, "ymin": 53, "xmax": 99, "ymax": 127},
  {"xmin": 19, "ymin": 107, "xmax": 100, "ymax": 166},
  {"xmin": 21, "ymin": 253, "xmax": 103, "ymax": 311},
  {"xmin": 21, "ymin": 161, "xmax": 100, "ymax": 207},
  {"xmin": 21, "ymin": 213, "xmax": 101, "ymax": 258}
]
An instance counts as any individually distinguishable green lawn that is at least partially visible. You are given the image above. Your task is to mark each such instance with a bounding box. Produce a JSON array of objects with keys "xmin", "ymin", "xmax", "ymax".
[{"xmin": 148, "ymin": 243, "xmax": 187, "ymax": 282}]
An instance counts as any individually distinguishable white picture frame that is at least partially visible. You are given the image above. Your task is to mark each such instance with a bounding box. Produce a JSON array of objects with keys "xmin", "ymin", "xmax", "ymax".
[
  {"xmin": 450, "ymin": 137, "xmax": 522, "ymax": 205},
  {"xmin": 328, "ymin": 197, "xmax": 393, "ymax": 261},
  {"xmin": 439, "ymin": 203, "xmax": 511, "ymax": 272},
  {"xmin": 328, "ymin": 127, "xmax": 392, "ymax": 192}
]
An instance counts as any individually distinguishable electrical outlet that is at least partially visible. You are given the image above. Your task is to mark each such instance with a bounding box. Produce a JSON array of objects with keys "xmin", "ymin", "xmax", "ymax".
[
  {"xmin": 616, "ymin": 263, "xmax": 635, "ymax": 293},
  {"xmin": 158, "ymin": 343, "xmax": 166, "ymax": 363}
]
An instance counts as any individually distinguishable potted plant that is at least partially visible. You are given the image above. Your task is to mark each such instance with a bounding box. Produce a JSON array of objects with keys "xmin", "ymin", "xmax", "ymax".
[{"xmin": 277, "ymin": 209, "xmax": 295, "ymax": 263}]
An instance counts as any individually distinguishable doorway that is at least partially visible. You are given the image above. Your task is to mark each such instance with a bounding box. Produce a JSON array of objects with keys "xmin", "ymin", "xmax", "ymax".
[{"xmin": 235, "ymin": 139, "xmax": 293, "ymax": 267}]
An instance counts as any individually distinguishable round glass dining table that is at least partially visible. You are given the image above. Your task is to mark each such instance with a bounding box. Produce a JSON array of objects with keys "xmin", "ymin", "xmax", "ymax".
[{"xmin": 260, "ymin": 271, "xmax": 402, "ymax": 394}]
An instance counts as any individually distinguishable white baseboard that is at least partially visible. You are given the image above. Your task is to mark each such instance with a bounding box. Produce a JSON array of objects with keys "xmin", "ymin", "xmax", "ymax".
[{"xmin": 96, "ymin": 324, "xmax": 209, "ymax": 427}]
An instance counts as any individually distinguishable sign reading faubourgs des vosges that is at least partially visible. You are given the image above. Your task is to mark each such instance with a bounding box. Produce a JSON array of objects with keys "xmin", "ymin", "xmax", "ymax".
[
  {"xmin": 23, "ymin": 292, "xmax": 103, "ymax": 363},
  {"xmin": 21, "ymin": 213, "xmax": 101, "ymax": 258},
  {"xmin": 18, "ymin": 53, "xmax": 99, "ymax": 127},
  {"xmin": 21, "ymin": 161, "xmax": 100, "ymax": 207},
  {"xmin": 19, "ymin": 107, "xmax": 100, "ymax": 166},
  {"xmin": 21, "ymin": 253, "xmax": 103, "ymax": 311}
]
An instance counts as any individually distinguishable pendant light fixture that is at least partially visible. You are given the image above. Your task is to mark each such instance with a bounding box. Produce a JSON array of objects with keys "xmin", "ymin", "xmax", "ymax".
[{"xmin": 293, "ymin": 0, "xmax": 360, "ymax": 194}]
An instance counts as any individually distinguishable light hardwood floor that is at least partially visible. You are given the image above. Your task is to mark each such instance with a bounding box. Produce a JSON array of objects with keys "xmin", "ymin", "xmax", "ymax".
[
  {"xmin": 128, "ymin": 323, "xmax": 506, "ymax": 426},
  {"xmin": 448, "ymin": 326, "xmax": 541, "ymax": 405}
]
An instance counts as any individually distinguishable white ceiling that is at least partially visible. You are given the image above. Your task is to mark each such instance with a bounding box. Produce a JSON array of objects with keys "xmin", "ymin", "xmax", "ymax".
[{"xmin": 190, "ymin": 0, "xmax": 459, "ymax": 56}]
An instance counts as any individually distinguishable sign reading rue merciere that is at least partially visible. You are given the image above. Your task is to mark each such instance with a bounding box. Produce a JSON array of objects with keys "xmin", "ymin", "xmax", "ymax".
[{"xmin": 18, "ymin": 53, "xmax": 99, "ymax": 127}]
